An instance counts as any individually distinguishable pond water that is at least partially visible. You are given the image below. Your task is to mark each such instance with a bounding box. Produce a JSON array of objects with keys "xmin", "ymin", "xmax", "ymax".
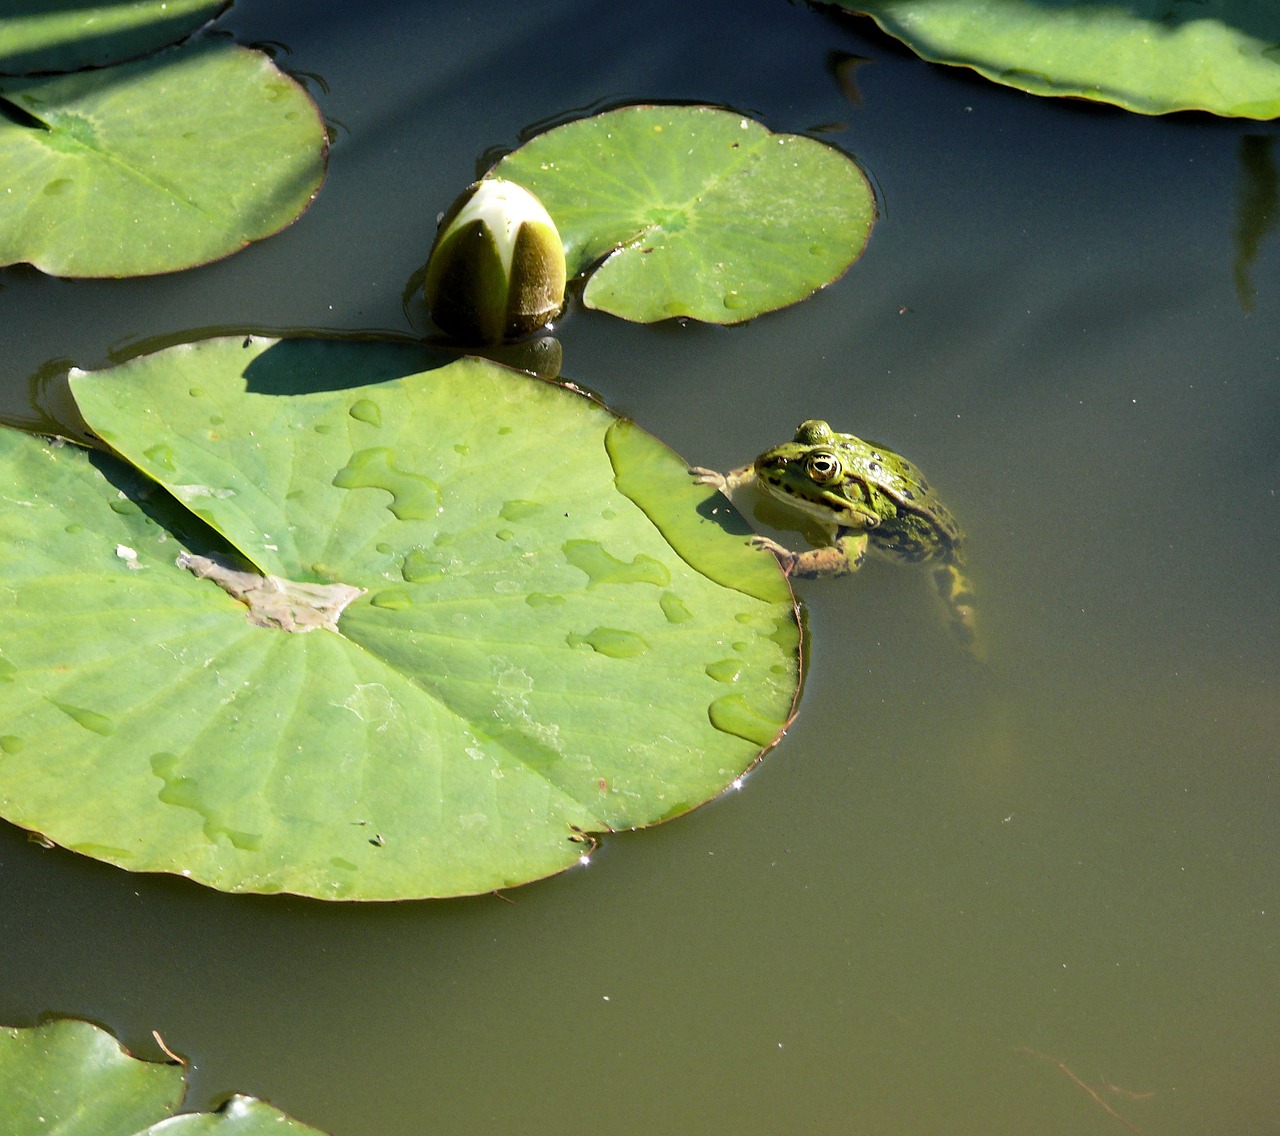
[{"xmin": 2, "ymin": 1, "xmax": 1278, "ymax": 1133}]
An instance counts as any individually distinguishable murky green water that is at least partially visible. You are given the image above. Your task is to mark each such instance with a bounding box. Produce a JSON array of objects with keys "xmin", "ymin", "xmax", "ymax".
[{"xmin": 2, "ymin": 1, "xmax": 1277, "ymax": 1133}]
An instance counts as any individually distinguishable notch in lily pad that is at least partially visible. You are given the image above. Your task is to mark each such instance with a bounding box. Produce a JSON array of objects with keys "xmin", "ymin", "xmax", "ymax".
[
  {"xmin": 0, "ymin": 37, "xmax": 328, "ymax": 278},
  {"xmin": 489, "ymin": 104, "xmax": 878, "ymax": 324},
  {"xmin": 423, "ymin": 178, "xmax": 567, "ymax": 343}
]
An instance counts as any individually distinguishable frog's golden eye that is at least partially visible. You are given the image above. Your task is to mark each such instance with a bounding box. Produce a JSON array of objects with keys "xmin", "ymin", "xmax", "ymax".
[{"xmin": 805, "ymin": 450, "xmax": 843, "ymax": 484}]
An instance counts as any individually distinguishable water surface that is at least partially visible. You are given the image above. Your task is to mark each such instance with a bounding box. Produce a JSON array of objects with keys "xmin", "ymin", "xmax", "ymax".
[{"xmin": 1, "ymin": 1, "xmax": 1277, "ymax": 1133}]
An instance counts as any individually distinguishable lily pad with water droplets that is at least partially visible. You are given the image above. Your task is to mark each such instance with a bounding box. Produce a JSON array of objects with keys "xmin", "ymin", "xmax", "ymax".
[
  {"xmin": 0, "ymin": 1018, "xmax": 326, "ymax": 1136},
  {"xmin": 490, "ymin": 104, "xmax": 876, "ymax": 324},
  {"xmin": 831, "ymin": 0, "xmax": 1280, "ymax": 119},
  {"xmin": 0, "ymin": 37, "xmax": 326, "ymax": 277},
  {"xmin": 0, "ymin": 338, "xmax": 799, "ymax": 899},
  {"xmin": 0, "ymin": 0, "xmax": 230, "ymax": 75}
]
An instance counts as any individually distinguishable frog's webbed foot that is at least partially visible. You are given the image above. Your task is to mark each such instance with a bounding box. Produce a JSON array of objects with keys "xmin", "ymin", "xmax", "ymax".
[
  {"xmin": 748, "ymin": 535, "xmax": 801, "ymax": 575},
  {"xmin": 933, "ymin": 563, "xmax": 981, "ymax": 656},
  {"xmin": 689, "ymin": 465, "xmax": 728, "ymax": 493}
]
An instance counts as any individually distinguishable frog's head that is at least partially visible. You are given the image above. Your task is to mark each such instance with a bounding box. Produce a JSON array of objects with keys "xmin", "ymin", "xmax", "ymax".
[{"xmin": 753, "ymin": 438, "xmax": 879, "ymax": 529}]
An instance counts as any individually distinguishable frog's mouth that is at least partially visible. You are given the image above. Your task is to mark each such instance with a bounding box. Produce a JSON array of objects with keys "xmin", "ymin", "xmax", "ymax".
[{"xmin": 758, "ymin": 474, "xmax": 868, "ymax": 527}]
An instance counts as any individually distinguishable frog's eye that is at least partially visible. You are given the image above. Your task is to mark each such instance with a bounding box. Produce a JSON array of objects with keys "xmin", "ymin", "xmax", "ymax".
[{"xmin": 805, "ymin": 451, "xmax": 843, "ymax": 484}]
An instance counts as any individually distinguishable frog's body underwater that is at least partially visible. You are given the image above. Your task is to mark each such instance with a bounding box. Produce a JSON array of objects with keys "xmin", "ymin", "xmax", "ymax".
[{"xmin": 693, "ymin": 420, "xmax": 978, "ymax": 651}]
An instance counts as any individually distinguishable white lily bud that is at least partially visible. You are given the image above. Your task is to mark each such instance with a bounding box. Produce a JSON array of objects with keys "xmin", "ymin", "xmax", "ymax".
[{"xmin": 423, "ymin": 178, "xmax": 567, "ymax": 343}]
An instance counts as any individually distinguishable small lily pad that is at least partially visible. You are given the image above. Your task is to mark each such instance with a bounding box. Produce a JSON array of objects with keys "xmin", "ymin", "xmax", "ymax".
[
  {"xmin": 833, "ymin": 0, "xmax": 1280, "ymax": 118},
  {"xmin": 0, "ymin": 37, "xmax": 327, "ymax": 277},
  {"xmin": 0, "ymin": 1, "xmax": 230, "ymax": 75},
  {"xmin": 0, "ymin": 339, "xmax": 799, "ymax": 899},
  {"xmin": 491, "ymin": 104, "xmax": 876, "ymax": 323},
  {"xmin": 0, "ymin": 1018, "xmax": 325, "ymax": 1136}
]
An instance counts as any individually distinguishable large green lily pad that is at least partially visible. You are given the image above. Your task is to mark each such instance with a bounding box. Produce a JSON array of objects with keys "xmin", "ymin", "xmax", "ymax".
[
  {"xmin": 0, "ymin": 1, "xmax": 229, "ymax": 75},
  {"xmin": 0, "ymin": 1019, "xmax": 325, "ymax": 1135},
  {"xmin": 0, "ymin": 339, "xmax": 799, "ymax": 899},
  {"xmin": 0, "ymin": 37, "xmax": 327, "ymax": 277},
  {"xmin": 491, "ymin": 104, "xmax": 876, "ymax": 324},
  {"xmin": 833, "ymin": 0, "xmax": 1280, "ymax": 118}
]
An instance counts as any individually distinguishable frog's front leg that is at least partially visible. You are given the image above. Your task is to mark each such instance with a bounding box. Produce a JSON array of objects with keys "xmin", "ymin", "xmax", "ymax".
[
  {"xmin": 753, "ymin": 529, "xmax": 868, "ymax": 578},
  {"xmin": 690, "ymin": 463, "xmax": 755, "ymax": 501}
]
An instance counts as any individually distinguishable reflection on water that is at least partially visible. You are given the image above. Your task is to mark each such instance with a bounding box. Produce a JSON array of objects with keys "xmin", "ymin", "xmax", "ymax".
[
  {"xmin": 0, "ymin": 0, "xmax": 1277, "ymax": 1134},
  {"xmin": 1234, "ymin": 133, "xmax": 1278, "ymax": 312}
]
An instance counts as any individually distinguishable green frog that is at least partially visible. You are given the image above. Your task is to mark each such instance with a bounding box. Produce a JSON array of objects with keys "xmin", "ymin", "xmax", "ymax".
[{"xmin": 693, "ymin": 420, "xmax": 977, "ymax": 649}]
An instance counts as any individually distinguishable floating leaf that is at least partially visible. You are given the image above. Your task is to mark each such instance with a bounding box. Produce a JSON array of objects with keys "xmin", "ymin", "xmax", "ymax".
[
  {"xmin": 0, "ymin": 1018, "xmax": 326, "ymax": 1136},
  {"xmin": 491, "ymin": 104, "xmax": 876, "ymax": 324},
  {"xmin": 0, "ymin": 339, "xmax": 799, "ymax": 899},
  {"xmin": 0, "ymin": 37, "xmax": 327, "ymax": 277},
  {"xmin": 0, "ymin": 0, "xmax": 229, "ymax": 75},
  {"xmin": 831, "ymin": 0, "xmax": 1280, "ymax": 118}
]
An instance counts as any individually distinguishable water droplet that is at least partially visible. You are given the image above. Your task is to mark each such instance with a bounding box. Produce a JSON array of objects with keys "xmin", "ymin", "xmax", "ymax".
[
  {"xmin": 48, "ymin": 699, "xmax": 115, "ymax": 736},
  {"xmin": 708, "ymin": 694, "xmax": 782, "ymax": 747},
  {"xmin": 150, "ymin": 752, "xmax": 262, "ymax": 851},
  {"xmin": 64, "ymin": 523, "xmax": 83, "ymax": 535},
  {"xmin": 370, "ymin": 588, "xmax": 412, "ymax": 610},
  {"xmin": 565, "ymin": 627, "xmax": 648, "ymax": 658},
  {"xmin": 109, "ymin": 498, "xmax": 141, "ymax": 516},
  {"xmin": 500, "ymin": 499, "xmax": 542, "ymax": 522},
  {"xmin": 732, "ymin": 641, "xmax": 748, "ymax": 652},
  {"xmin": 495, "ymin": 529, "xmax": 515, "ymax": 541},
  {"xmin": 0, "ymin": 735, "xmax": 23, "ymax": 754},
  {"xmin": 332, "ymin": 448, "xmax": 442, "ymax": 520},
  {"xmin": 41, "ymin": 178, "xmax": 72, "ymax": 197},
  {"xmin": 659, "ymin": 592, "xmax": 692, "ymax": 624},
  {"xmin": 767, "ymin": 614, "xmax": 799, "ymax": 650},
  {"xmin": 705, "ymin": 659, "xmax": 742, "ymax": 684},
  {"xmin": 375, "ymin": 542, "xmax": 394, "ymax": 554},
  {"xmin": 401, "ymin": 550, "xmax": 445, "ymax": 582},
  {"xmin": 188, "ymin": 387, "xmax": 205, "ymax": 398},
  {"xmin": 562, "ymin": 539, "xmax": 670, "ymax": 587},
  {"xmin": 348, "ymin": 398, "xmax": 382, "ymax": 427},
  {"xmin": 314, "ymin": 423, "xmax": 335, "ymax": 435},
  {"xmin": 526, "ymin": 592, "xmax": 566, "ymax": 608},
  {"xmin": 723, "ymin": 290, "xmax": 748, "ymax": 310},
  {"xmin": 143, "ymin": 443, "xmax": 176, "ymax": 471}
]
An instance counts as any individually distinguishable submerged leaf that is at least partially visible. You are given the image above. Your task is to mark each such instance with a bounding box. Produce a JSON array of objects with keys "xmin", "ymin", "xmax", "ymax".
[
  {"xmin": 0, "ymin": 339, "xmax": 800, "ymax": 899},
  {"xmin": 0, "ymin": 37, "xmax": 327, "ymax": 277},
  {"xmin": 492, "ymin": 104, "xmax": 876, "ymax": 323},
  {"xmin": 832, "ymin": 0, "xmax": 1280, "ymax": 119}
]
